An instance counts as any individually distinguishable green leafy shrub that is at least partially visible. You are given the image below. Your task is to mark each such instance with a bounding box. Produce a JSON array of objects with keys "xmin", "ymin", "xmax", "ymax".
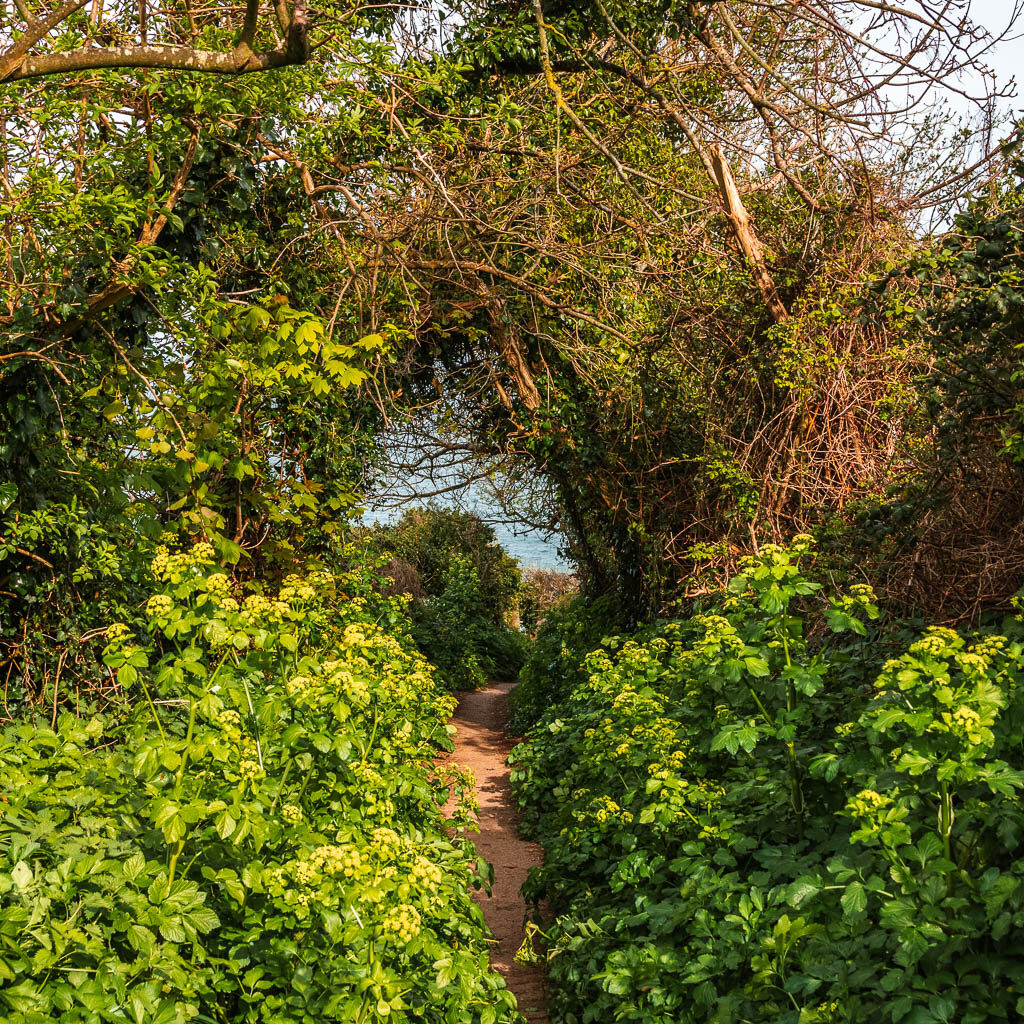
[
  {"xmin": 411, "ymin": 556, "xmax": 528, "ymax": 690},
  {"xmin": 510, "ymin": 539, "xmax": 1024, "ymax": 1023},
  {"xmin": 846, "ymin": 147, "xmax": 1024, "ymax": 618},
  {"xmin": 508, "ymin": 594, "xmax": 618, "ymax": 735},
  {"xmin": 366, "ymin": 507, "xmax": 521, "ymax": 620},
  {"xmin": 0, "ymin": 542, "xmax": 519, "ymax": 1024},
  {"xmin": 365, "ymin": 508, "xmax": 526, "ymax": 689},
  {"xmin": 518, "ymin": 569, "xmax": 578, "ymax": 637}
]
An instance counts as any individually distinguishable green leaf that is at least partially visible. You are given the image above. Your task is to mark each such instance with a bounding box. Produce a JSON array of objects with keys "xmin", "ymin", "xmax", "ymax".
[
  {"xmin": 189, "ymin": 906, "xmax": 220, "ymax": 933},
  {"xmin": 294, "ymin": 319, "xmax": 323, "ymax": 350},
  {"xmin": 127, "ymin": 924, "xmax": 156, "ymax": 955},
  {"xmin": 841, "ymin": 881, "xmax": 867, "ymax": 915},
  {"xmin": 159, "ymin": 918, "xmax": 186, "ymax": 943},
  {"xmin": 10, "ymin": 861, "xmax": 32, "ymax": 890},
  {"xmin": 0, "ymin": 483, "xmax": 17, "ymax": 513},
  {"xmin": 216, "ymin": 810, "xmax": 237, "ymax": 840},
  {"xmin": 788, "ymin": 876, "xmax": 820, "ymax": 907},
  {"xmin": 434, "ymin": 957, "xmax": 456, "ymax": 987},
  {"xmin": 123, "ymin": 853, "xmax": 146, "ymax": 882}
]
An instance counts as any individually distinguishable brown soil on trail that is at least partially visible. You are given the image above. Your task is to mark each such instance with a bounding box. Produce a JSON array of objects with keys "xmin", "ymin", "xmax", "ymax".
[{"xmin": 450, "ymin": 681, "xmax": 548, "ymax": 1023}]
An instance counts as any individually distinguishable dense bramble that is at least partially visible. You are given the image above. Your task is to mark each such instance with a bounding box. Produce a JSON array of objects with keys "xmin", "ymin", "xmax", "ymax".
[{"xmin": 0, "ymin": 543, "xmax": 520, "ymax": 1024}]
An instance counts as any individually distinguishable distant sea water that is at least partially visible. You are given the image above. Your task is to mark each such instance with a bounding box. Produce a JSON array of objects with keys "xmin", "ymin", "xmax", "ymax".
[{"xmin": 485, "ymin": 518, "xmax": 570, "ymax": 572}]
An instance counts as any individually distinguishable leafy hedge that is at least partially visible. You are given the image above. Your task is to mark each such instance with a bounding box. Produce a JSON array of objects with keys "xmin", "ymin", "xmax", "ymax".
[
  {"xmin": 0, "ymin": 543, "xmax": 519, "ymax": 1024},
  {"xmin": 410, "ymin": 556, "xmax": 528, "ymax": 691},
  {"xmin": 364, "ymin": 508, "xmax": 527, "ymax": 689},
  {"xmin": 510, "ymin": 539, "xmax": 1024, "ymax": 1023},
  {"xmin": 507, "ymin": 594, "xmax": 617, "ymax": 735}
]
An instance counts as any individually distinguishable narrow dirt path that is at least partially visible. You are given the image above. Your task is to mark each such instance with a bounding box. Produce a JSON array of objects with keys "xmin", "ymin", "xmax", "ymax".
[{"xmin": 450, "ymin": 681, "xmax": 548, "ymax": 1023}]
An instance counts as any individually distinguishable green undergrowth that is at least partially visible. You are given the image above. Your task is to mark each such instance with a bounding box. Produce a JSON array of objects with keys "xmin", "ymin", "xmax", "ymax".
[
  {"xmin": 508, "ymin": 595, "xmax": 617, "ymax": 734},
  {"xmin": 410, "ymin": 555, "xmax": 528, "ymax": 691},
  {"xmin": 510, "ymin": 538, "xmax": 1024, "ymax": 1023},
  {"xmin": 363, "ymin": 508, "xmax": 527, "ymax": 691},
  {"xmin": 0, "ymin": 542, "xmax": 520, "ymax": 1024}
]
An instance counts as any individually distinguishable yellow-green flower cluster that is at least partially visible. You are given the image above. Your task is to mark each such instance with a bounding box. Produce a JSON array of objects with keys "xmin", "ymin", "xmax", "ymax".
[
  {"xmin": 611, "ymin": 685, "xmax": 665, "ymax": 717},
  {"xmin": 321, "ymin": 663, "xmax": 370, "ymax": 706},
  {"xmin": 293, "ymin": 860, "xmax": 318, "ymax": 887},
  {"xmin": 203, "ymin": 572, "xmax": 231, "ymax": 594},
  {"xmin": 906, "ymin": 625, "xmax": 962, "ymax": 659},
  {"xmin": 435, "ymin": 694, "xmax": 458, "ymax": 718},
  {"xmin": 382, "ymin": 904, "xmax": 421, "ymax": 943},
  {"xmin": 831, "ymin": 583, "xmax": 879, "ymax": 619},
  {"xmin": 588, "ymin": 795, "xmax": 633, "ymax": 825},
  {"xmin": 281, "ymin": 803, "xmax": 303, "ymax": 825},
  {"xmin": 694, "ymin": 614, "xmax": 744, "ymax": 652},
  {"xmin": 152, "ymin": 541, "xmax": 216, "ymax": 581},
  {"xmin": 146, "ymin": 594, "xmax": 173, "ymax": 617},
  {"xmin": 909, "ymin": 632, "xmax": 954, "ymax": 657},
  {"xmin": 956, "ymin": 653, "xmax": 988, "ymax": 674},
  {"xmin": 279, "ymin": 574, "xmax": 318, "ymax": 603},
  {"xmin": 240, "ymin": 593, "xmax": 286, "ymax": 625},
  {"xmin": 972, "ymin": 634, "xmax": 1007, "ymax": 657},
  {"xmin": 955, "ymin": 634, "xmax": 1007, "ymax": 675},
  {"xmin": 351, "ymin": 768, "xmax": 395, "ymax": 820},
  {"xmin": 370, "ymin": 826, "xmax": 404, "ymax": 853},
  {"xmin": 311, "ymin": 844, "xmax": 363, "ymax": 878},
  {"xmin": 238, "ymin": 737, "xmax": 264, "ymax": 782},
  {"xmin": 285, "ymin": 673, "xmax": 316, "ymax": 701},
  {"xmin": 695, "ymin": 614, "xmax": 733, "ymax": 633},
  {"xmin": 410, "ymin": 855, "xmax": 442, "ymax": 891},
  {"xmin": 151, "ymin": 546, "xmax": 171, "ymax": 577},
  {"xmin": 946, "ymin": 704, "xmax": 983, "ymax": 740},
  {"xmin": 343, "ymin": 623, "xmax": 368, "ymax": 646},
  {"xmin": 217, "ymin": 708, "xmax": 242, "ymax": 738},
  {"xmin": 846, "ymin": 788, "xmax": 893, "ymax": 823},
  {"xmin": 266, "ymin": 842, "xmax": 369, "ymax": 912}
]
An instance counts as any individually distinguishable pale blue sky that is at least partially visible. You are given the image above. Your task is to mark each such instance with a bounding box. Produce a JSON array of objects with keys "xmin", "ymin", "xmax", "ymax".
[{"xmin": 967, "ymin": 0, "xmax": 1022, "ymax": 99}]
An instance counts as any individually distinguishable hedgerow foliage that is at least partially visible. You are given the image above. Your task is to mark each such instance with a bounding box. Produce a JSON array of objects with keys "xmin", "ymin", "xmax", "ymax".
[
  {"xmin": 0, "ymin": 542, "xmax": 519, "ymax": 1024},
  {"xmin": 518, "ymin": 570, "xmax": 579, "ymax": 638},
  {"xmin": 510, "ymin": 539, "xmax": 1024, "ymax": 1023},
  {"xmin": 854, "ymin": 150, "xmax": 1024, "ymax": 618},
  {"xmin": 508, "ymin": 594, "xmax": 617, "ymax": 735},
  {"xmin": 364, "ymin": 508, "xmax": 527, "ymax": 689}
]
